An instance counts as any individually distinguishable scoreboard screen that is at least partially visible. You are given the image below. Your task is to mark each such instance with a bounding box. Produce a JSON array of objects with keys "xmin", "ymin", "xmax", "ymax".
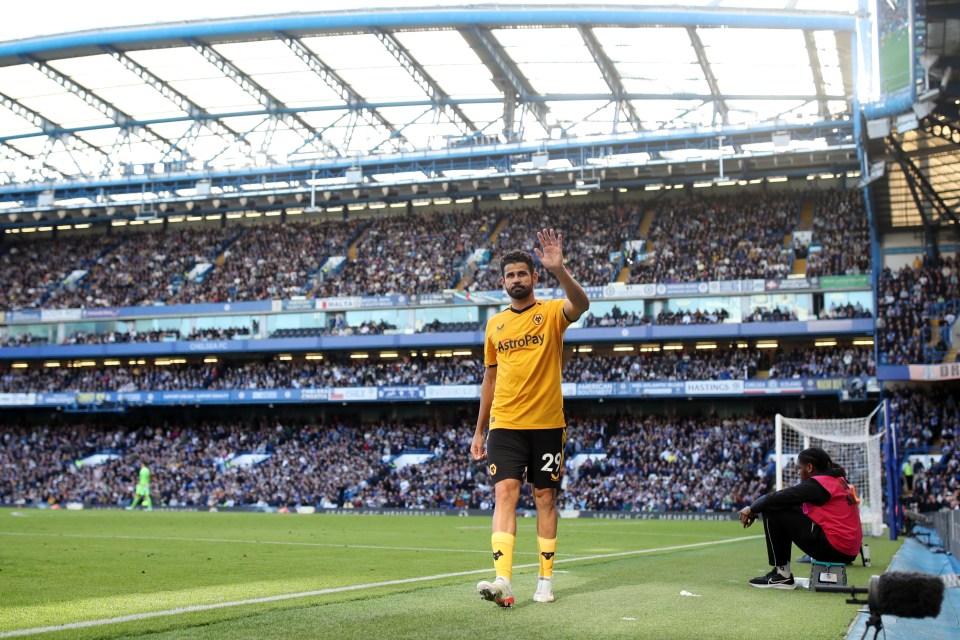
[{"xmin": 876, "ymin": 0, "xmax": 914, "ymax": 99}]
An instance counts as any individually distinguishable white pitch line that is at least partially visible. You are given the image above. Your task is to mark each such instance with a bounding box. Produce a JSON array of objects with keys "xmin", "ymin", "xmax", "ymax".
[
  {"xmin": 0, "ymin": 531, "xmax": 509, "ymax": 555},
  {"xmin": 0, "ymin": 534, "xmax": 760, "ymax": 638}
]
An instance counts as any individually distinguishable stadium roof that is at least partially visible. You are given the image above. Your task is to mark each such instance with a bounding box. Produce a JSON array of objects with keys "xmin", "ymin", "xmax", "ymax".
[{"xmin": 0, "ymin": 1, "xmax": 864, "ymax": 221}]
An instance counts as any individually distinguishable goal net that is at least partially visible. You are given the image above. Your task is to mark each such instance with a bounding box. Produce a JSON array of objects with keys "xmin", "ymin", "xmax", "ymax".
[{"xmin": 775, "ymin": 404, "xmax": 885, "ymax": 537}]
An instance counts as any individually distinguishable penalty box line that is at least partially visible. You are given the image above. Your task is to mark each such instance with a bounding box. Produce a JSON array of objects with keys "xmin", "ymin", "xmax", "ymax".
[{"xmin": 0, "ymin": 535, "xmax": 759, "ymax": 638}]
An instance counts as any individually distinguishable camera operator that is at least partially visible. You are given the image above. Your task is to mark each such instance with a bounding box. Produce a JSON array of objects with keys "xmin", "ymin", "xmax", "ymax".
[{"xmin": 739, "ymin": 447, "xmax": 863, "ymax": 589}]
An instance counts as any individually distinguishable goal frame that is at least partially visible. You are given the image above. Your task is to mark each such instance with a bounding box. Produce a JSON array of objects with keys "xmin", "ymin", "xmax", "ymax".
[{"xmin": 775, "ymin": 402, "xmax": 887, "ymax": 537}]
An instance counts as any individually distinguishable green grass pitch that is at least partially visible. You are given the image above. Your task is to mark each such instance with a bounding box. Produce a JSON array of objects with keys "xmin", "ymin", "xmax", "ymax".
[
  {"xmin": 879, "ymin": 30, "xmax": 911, "ymax": 96},
  {"xmin": 0, "ymin": 508, "xmax": 902, "ymax": 639}
]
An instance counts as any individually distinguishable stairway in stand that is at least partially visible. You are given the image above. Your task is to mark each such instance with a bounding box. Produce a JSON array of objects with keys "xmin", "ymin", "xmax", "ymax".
[
  {"xmin": 453, "ymin": 215, "xmax": 508, "ymax": 290},
  {"xmin": 789, "ymin": 196, "xmax": 816, "ymax": 276},
  {"xmin": 927, "ymin": 318, "xmax": 941, "ymax": 346},
  {"xmin": 638, "ymin": 209, "xmax": 655, "ymax": 237},
  {"xmin": 618, "ymin": 208, "xmax": 657, "ymax": 283}
]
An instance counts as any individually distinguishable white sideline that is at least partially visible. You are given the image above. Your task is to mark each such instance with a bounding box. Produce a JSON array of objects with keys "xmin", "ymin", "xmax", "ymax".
[
  {"xmin": 0, "ymin": 531, "xmax": 506, "ymax": 555},
  {"xmin": 0, "ymin": 535, "xmax": 759, "ymax": 638}
]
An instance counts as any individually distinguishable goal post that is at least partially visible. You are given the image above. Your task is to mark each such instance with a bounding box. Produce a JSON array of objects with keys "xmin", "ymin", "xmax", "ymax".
[{"xmin": 775, "ymin": 403, "xmax": 885, "ymax": 537}]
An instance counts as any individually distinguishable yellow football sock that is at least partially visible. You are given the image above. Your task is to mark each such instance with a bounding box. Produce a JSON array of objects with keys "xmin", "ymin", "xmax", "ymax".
[
  {"xmin": 491, "ymin": 532, "xmax": 515, "ymax": 581},
  {"xmin": 538, "ymin": 536, "xmax": 557, "ymax": 578}
]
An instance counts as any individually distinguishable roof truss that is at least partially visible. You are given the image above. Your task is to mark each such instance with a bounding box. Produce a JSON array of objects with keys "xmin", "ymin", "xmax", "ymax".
[
  {"xmin": 686, "ymin": 27, "xmax": 728, "ymax": 126},
  {"xmin": 188, "ymin": 40, "xmax": 341, "ymax": 159},
  {"xmin": 577, "ymin": 25, "xmax": 641, "ymax": 132},
  {"xmin": 374, "ymin": 29, "xmax": 477, "ymax": 137},
  {"xmin": 0, "ymin": 9, "xmax": 860, "ymax": 200},
  {"xmin": 280, "ymin": 34, "xmax": 405, "ymax": 151},
  {"xmin": 459, "ymin": 26, "xmax": 551, "ymax": 140}
]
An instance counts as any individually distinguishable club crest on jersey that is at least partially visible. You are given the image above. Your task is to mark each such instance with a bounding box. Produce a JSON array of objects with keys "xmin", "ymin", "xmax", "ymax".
[{"xmin": 533, "ymin": 313, "xmax": 544, "ymax": 325}]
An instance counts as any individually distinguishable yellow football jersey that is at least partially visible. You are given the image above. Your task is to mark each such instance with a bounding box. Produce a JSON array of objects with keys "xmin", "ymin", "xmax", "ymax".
[{"xmin": 484, "ymin": 298, "xmax": 571, "ymax": 430}]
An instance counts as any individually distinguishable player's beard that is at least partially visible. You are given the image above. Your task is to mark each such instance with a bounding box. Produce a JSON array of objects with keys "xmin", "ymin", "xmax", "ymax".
[{"xmin": 506, "ymin": 282, "xmax": 532, "ymax": 300}]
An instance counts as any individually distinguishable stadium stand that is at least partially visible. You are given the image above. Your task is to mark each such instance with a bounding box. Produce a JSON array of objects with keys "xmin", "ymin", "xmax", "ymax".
[
  {"xmin": 562, "ymin": 414, "xmax": 773, "ymax": 512},
  {"xmin": 173, "ymin": 219, "xmax": 367, "ymax": 303},
  {"xmin": 0, "ymin": 190, "xmax": 936, "ymax": 313},
  {"xmin": 876, "ymin": 256, "xmax": 960, "ymax": 364},
  {"xmin": 804, "ymin": 190, "xmax": 872, "ymax": 279},
  {"xmin": 0, "ymin": 234, "xmax": 114, "ymax": 310},
  {"xmin": 5, "ymin": 394, "xmax": 951, "ymax": 513},
  {"xmin": 463, "ymin": 204, "xmax": 636, "ymax": 290},
  {"xmin": 887, "ymin": 385, "xmax": 960, "ymax": 512},
  {"xmin": 0, "ymin": 344, "xmax": 877, "ymax": 392},
  {"xmin": 319, "ymin": 210, "xmax": 498, "ymax": 297},
  {"xmin": 50, "ymin": 227, "xmax": 243, "ymax": 308},
  {"xmin": 0, "ymin": 412, "xmax": 773, "ymax": 511},
  {"xmin": 627, "ymin": 191, "xmax": 798, "ymax": 283}
]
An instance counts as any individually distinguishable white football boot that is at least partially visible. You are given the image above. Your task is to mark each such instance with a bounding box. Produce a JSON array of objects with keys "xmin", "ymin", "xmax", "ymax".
[
  {"xmin": 532, "ymin": 576, "xmax": 555, "ymax": 603},
  {"xmin": 477, "ymin": 576, "xmax": 514, "ymax": 608}
]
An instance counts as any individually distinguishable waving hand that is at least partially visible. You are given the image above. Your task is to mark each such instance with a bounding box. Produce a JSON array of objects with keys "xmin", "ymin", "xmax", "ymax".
[{"xmin": 534, "ymin": 228, "xmax": 564, "ymax": 273}]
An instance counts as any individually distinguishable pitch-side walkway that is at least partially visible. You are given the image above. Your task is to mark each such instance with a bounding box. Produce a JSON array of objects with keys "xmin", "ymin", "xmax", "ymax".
[{"xmin": 846, "ymin": 527, "xmax": 960, "ymax": 640}]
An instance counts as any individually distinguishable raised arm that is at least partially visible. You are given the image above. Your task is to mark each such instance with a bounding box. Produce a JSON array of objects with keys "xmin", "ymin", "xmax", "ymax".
[{"xmin": 534, "ymin": 227, "xmax": 590, "ymax": 322}]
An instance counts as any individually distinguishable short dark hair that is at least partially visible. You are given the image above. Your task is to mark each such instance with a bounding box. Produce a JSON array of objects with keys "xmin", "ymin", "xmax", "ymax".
[
  {"xmin": 797, "ymin": 447, "xmax": 846, "ymax": 478},
  {"xmin": 499, "ymin": 250, "xmax": 535, "ymax": 276}
]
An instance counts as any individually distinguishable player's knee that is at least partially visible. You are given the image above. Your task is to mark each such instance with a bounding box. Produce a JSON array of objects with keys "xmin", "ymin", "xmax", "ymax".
[
  {"xmin": 534, "ymin": 488, "xmax": 557, "ymax": 510},
  {"xmin": 494, "ymin": 479, "xmax": 521, "ymax": 503}
]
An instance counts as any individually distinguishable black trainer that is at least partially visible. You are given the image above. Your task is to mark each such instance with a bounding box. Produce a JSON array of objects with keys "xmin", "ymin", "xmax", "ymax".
[{"xmin": 748, "ymin": 570, "xmax": 797, "ymax": 590}]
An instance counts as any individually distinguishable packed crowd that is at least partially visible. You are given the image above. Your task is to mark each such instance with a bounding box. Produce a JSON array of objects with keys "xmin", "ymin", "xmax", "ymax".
[
  {"xmin": 64, "ymin": 327, "xmax": 253, "ymax": 345},
  {"xmin": 561, "ymin": 414, "xmax": 772, "ymax": 512},
  {"xmin": 0, "ymin": 188, "xmax": 881, "ymax": 314},
  {"xmin": 876, "ymin": 255, "xmax": 960, "ymax": 364},
  {"xmin": 565, "ymin": 350, "xmax": 762, "ymax": 382},
  {"xmin": 888, "ymin": 385, "xmax": 960, "ymax": 512},
  {"xmin": 0, "ymin": 234, "xmax": 113, "ymax": 310},
  {"xmin": 819, "ymin": 301, "xmax": 873, "ymax": 320},
  {"xmin": 0, "ymin": 345, "xmax": 875, "ymax": 393},
  {"xmin": 565, "ymin": 345, "xmax": 873, "ymax": 382},
  {"xmin": 0, "ymin": 418, "xmax": 398, "ymax": 509},
  {"xmin": 46, "ymin": 228, "xmax": 242, "ymax": 309},
  {"xmin": 744, "ymin": 306, "xmax": 798, "ymax": 323},
  {"xmin": 270, "ymin": 319, "xmax": 397, "ymax": 339},
  {"xmin": 580, "ymin": 308, "xmax": 651, "ymax": 328},
  {"xmin": 766, "ymin": 345, "xmax": 875, "ymax": 379},
  {"xmin": 568, "ymin": 306, "xmax": 731, "ymax": 328},
  {"xmin": 2, "ymin": 385, "xmax": 956, "ymax": 513},
  {"xmin": 0, "ymin": 412, "xmax": 773, "ymax": 512},
  {"xmin": 805, "ymin": 190, "xmax": 871, "ymax": 279},
  {"xmin": 318, "ymin": 210, "xmax": 497, "ymax": 297},
  {"xmin": 628, "ymin": 191, "xmax": 796, "ymax": 283},
  {"xmin": 0, "ymin": 355, "xmax": 485, "ymax": 393},
  {"xmin": 3, "ymin": 333, "xmax": 50, "ymax": 347},
  {"xmin": 889, "ymin": 385, "xmax": 958, "ymax": 451},
  {"xmin": 463, "ymin": 204, "xmax": 636, "ymax": 290},
  {"xmin": 172, "ymin": 219, "xmax": 367, "ymax": 304}
]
